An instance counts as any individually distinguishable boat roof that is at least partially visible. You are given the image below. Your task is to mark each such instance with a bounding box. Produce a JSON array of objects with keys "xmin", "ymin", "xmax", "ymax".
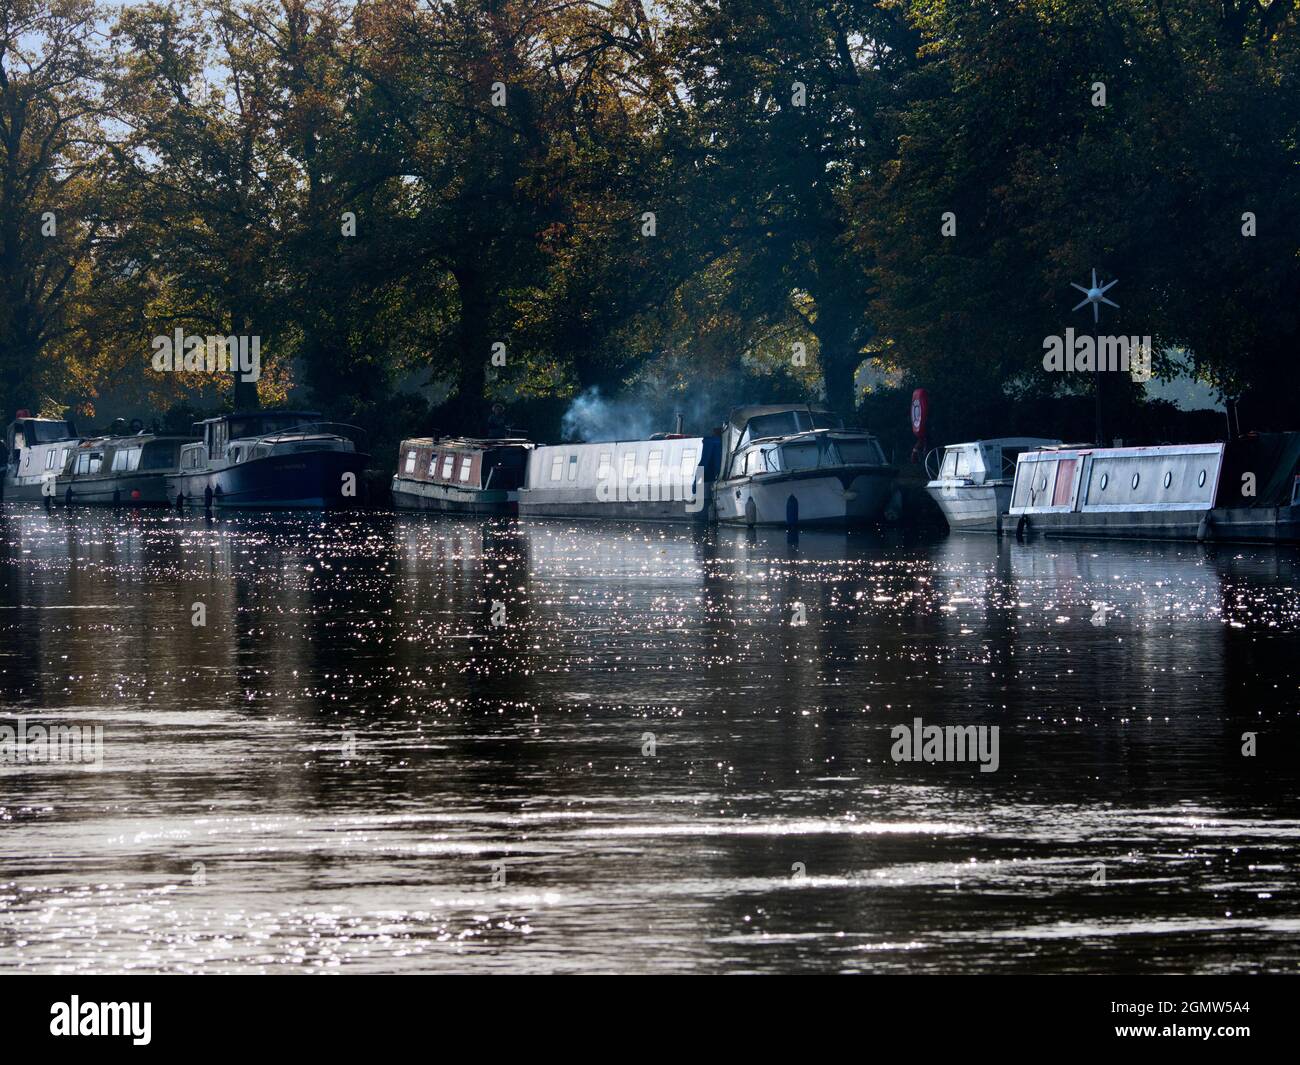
[
  {"xmin": 403, "ymin": 436, "xmax": 533, "ymax": 449},
  {"xmin": 727, "ymin": 404, "xmax": 833, "ymax": 429},
  {"xmin": 194, "ymin": 409, "xmax": 321, "ymax": 426},
  {"xmin": 945, "ymin": 437, "xmax": 1063, "ymax": 450},
  {"xmin": 76, "ymin": 433, "xmax": 195, "ymax": 448}
]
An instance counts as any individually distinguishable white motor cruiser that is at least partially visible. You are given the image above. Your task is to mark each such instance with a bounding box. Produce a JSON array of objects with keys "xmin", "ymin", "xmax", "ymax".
[
  {"xmin": 712, "ymin": 405, "xmax": 894, "ymax": 526},
  {"xmin": 925, "ymin": 438, "xmax": 1061, "ymax": 532}
]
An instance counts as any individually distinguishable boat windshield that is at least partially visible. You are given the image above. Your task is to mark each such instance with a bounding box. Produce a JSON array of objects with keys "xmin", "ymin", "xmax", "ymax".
[
  {"xmin": 780, "ymin": 437, "xmax": 884, "ymax": 470},
  {"xmin": 22, "ymin": 420, "xmax": 75, "ymax": 444},
  {"xmin": 745, "ymin": 410, "xmax": 843, "ymax": 441},
  {"xmin": 228, "ymin": 414, "xmax": 311, "ymax": 439}
]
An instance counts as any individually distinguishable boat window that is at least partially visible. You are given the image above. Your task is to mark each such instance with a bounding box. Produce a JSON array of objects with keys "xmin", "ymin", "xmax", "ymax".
[
  {"xmin": 940, "ymin": 451, "xmax": 958, "ymax": 478},
  {"xmin": 1163, "ymin": 471, "xmax": 1172, "ymax": 489},
  {"xmin": 647, "ymin": 449, "xmax": 663, "ymax": 479},
  {"xmin": 45, "ymin": 449, "xmax": 57, "ymax": 470},
  {"xmin": 597, "ymin": 453, "xmax": 613, "ymax": 481},
  {"xmin": 458, "ymin": 456, "xmax": 473, "ymax": 482},
  {"xmin": 808, "ymin": 412, "xmax": 843, "ymax": 430},
  {"xmin": 139, "ymin": 444, "xmax": 175, "ymax": 470},
  {"xmin": 74, "ymin": 453, "xmax": 88, "ymax": 475},
  {"xmin": 836, "ymin": 439, "xmax": 885, "ymax": 466},
  {"xmin": 955, "ymin": 450, "xmax": 974, "ymax": 478},
  {"xmin": 111, "ymin": 447, "xmax": 142, "ymax": 472},
  {"xmin": 1131, "ymin": 472, "xmax": 1140, "ymax": 490},
  {"xmin": 567, "ymin": 455, "xmax": 579, "ymax": 481},
  {"xmin": 679, "ymin": 448, "xmax": 697, "ymax": 479},
  {"xmin": 782, "ymin": 442, "xmax": 822, "ymax": 471},
  {"xmin": 1198, "ymin": 469, "xmax": 1207, "ymax": 488},
  {"xmin": 21, "ymin": 451, "xmax": 31, "ymax": 470},
  {"xmin": 405, "ymin": 450, "xmax": 417, "ymax": 473},
  {"xmin": 550, "ymin": 454, "xmax": 564, "ymax": 481},
  {"xmin": 744, "ymin": 412, "xmax": 800, "ymax": 441},
  {"xmin": 428, "ymin": 453, "xmax": 439, "ymax": 476},
  {"xmin": 87, "ymin": 453, "xmax": 102, "ymax": 474},
  {"xmin": 1099, "ymin": 473, "xmax": 1109, "ymax": 490},
  {"xmin": 61, "ymin": 447, "xmax": 71, "ymax": 470},
  {"xmin": 622, "ymin": 453, "xmax": 636, "ymax": 479},
  {"xmin": 744, "ymin": 449, "xmax": 767, "ymax": 475},
  {"xmin": 25, "ymin": 420, "xmax": 73, "ymax": 444},
  {"xmin": 441, "ymin": 455, "xmax": 455, "ymax": 479}
]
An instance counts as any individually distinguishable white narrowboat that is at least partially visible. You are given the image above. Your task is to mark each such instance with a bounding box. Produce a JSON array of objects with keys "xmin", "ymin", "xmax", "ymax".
[
  {"xmin": 712, "ymin": 405, "xmax": 894, "ymax": 527},
  {"xmin": 925, "ymin": 437, "xmax": 1061, "ymax": 532},
  {"xmin": 1008, "ymin": 434, "xmax": 1300, "ymax": 543},
  {"xmin": 518, "ymin": 435, "xmax": 719, "ymax": 523}
]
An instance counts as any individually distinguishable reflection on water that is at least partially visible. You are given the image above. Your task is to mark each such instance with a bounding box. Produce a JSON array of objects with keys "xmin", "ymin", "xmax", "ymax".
[{"xmin": 1, "ymin": 506, "xmax": 1298, "ymax": 973}]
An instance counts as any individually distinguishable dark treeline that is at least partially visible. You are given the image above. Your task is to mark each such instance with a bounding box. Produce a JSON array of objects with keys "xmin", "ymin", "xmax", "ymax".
[{"xmin": 1, "ymin": 0, "xmax": 1297, "ymax": 459}]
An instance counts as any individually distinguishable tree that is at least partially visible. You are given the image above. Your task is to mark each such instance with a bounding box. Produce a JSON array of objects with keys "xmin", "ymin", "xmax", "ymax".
[{"xmin": 0, "ymin": 0, "xmax": 107, "ymax": 417}]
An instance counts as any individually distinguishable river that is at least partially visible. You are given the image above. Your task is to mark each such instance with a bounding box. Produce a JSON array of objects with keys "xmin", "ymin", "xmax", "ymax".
[{"xmin": 2, "ymin": 506, "xmax": 1298, "ymax": 972}]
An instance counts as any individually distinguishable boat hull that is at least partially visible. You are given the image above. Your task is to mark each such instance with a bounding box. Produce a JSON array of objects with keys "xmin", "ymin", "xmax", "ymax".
[
  {"xmin": 2, "ymin": 478, "xmax": 57, "ymax": 502},
  {"xmin": 517, "ymin": 494, "xmax": 708, "ymax": 523},
  {"xmin": 171, "ymin": 451, "xmax": 370, "ymax": 509},
  {"xmin": 1015, "ymin": 505, "xmax": 1300, "ymax": 543},
  {"xmin": 925, "ymin": 482, "xmax": 1012, "ymax": 532},
  {"xmin": 59, "ymin": 473, "xmax": 173, "ymax": 506},
  {"xmin": 391, "ymin": 477, "xmax": 517, "ymax": 515},
  {"xmin": 714, "ymin": 468, "xmax": 894, "ymax": 526}
]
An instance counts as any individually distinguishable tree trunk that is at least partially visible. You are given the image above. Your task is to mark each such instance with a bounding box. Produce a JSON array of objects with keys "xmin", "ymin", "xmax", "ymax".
[
  {"xmin": 453, "ymin": 267, "xmax": 490, "ymax": 433},
  {"xmin": 814, "ymin": 313, "xmax": 862, "ymax": 421},
  {"xmin": 231, "ymin": 310, "xmax": 259, "ymax": 411}
]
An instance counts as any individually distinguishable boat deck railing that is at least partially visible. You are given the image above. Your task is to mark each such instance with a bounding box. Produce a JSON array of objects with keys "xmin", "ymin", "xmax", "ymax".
[{"xmin": 245, "ymin": 422, "xmax": 368, "ymax": 451}]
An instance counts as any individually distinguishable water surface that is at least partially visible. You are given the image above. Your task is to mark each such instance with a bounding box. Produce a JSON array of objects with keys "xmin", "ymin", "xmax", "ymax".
[{"xmin": 2, "ymin": 506, "xmax": 1298, "ymax": 973}]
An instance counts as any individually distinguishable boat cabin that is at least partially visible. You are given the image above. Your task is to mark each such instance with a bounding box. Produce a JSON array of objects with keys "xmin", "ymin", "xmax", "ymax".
[
  {"xmin": 931, "ymin": 438, "xmax": 1062, "ymax": 486},
  {"xmin": 397, "ymin": 436, "xmax": 533, "ymax": 493},
  {"xmin": 721, "ymin": 405, "xmax": 887, "ymax": 481}
]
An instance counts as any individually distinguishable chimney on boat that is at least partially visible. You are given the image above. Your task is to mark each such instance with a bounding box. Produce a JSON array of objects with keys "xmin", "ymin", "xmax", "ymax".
[{"xmin": 674, "ymin": 411, "xmax": 684, "ymax": 435}]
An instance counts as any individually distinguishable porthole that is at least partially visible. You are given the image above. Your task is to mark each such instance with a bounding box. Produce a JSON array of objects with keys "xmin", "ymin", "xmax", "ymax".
[
  {"xmin": 1198, "ymin": 469, "xmax": 1207, "ymax": 488},
  {"xmin": 1163, "ymin": 471, "xmax": 1172, "ymax": 489},
  {"xmin": 1131, "ymin": 472, "xmax": 1140, "ymax": 490},
  {"xmin": 1038, "ymin": 477, "xmax": 1047, "ymax": 492},
  {"xmin": 1099, "ymin": 473, "xmax": 1109, "ymax": 490}
]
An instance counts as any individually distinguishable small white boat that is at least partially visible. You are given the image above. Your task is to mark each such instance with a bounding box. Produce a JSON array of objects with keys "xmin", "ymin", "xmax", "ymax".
[
  {"xmin": 3, "ymin": 411, "xmax": 82, "ymax": 502},
  {"xmin": 713, "ymin": 405, "xmax": 894, "ymax": 526},
  {"xmin": 925, "ymin": 438, "xmax": 1062, "ymax": 532}
]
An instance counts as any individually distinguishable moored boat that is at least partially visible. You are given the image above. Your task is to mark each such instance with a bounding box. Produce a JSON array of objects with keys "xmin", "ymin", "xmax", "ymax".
[
  {"xmin": 170, "ymin": 410, "xmax": 369, "ymax": 509},
  {"xmin": 59, "ymin": 434, "xmax": 194, "ymax": 505},
  {"xmin": 925, "ymin": 437, "xmax": 1062, "ymax": 532},
  {"xmin": 2, "ymin": 411, "xmax": 80, "ymax": 502},
  {"xmin": 1008, "ymin": 434, "xmax": 1300, "ymax": 543},
  {"xmin": 392, "ymin": 436, "xmax": 534, "ymax": 514},
  {"xmin": 518, "ymin": 434, "xmax": 719, "ymax": 522},
  {"xmin": 712, "ymin": 405, "xmax": 894, "ymax": 526}
]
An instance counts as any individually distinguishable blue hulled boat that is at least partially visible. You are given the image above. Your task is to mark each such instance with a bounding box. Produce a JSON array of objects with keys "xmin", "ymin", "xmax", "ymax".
[{"xmin": 170, "ymin": 411, "xmax": 369, "ymax": 510}]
